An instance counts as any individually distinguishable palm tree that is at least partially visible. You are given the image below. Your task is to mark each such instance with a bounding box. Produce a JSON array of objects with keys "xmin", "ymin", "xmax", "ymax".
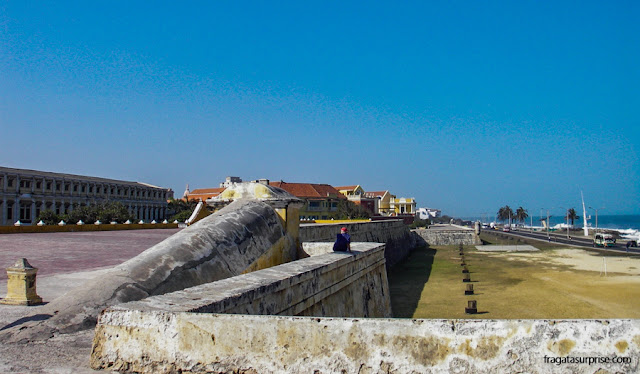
[
  {"xmin": 167, "ymin": 197, "xmax": 198, "ymax": 220},
  {"xmin": 497, "ymin": 205, "xmax": 514, "ymax": 223},
  {"xmin": 515, "ymin": 207, "xmax": 528, "ymax": 225},
  {"xmin": 566, "ymin": 208, "xmax": 579, "ymax": 226}
]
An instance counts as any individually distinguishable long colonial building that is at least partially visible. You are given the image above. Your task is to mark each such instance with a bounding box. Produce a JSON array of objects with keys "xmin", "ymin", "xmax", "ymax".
[{"xmin": 0, "ymin": 166, "xmax": 174, "ymax": 226}]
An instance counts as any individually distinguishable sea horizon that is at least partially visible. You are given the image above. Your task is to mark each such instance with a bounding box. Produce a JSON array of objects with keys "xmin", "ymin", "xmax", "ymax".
[{"xmin": 460, "ymin": 214, "xmax": 640, "ymax": 232}]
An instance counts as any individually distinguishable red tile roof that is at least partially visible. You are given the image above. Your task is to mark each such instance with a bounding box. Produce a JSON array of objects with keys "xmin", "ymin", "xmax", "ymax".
[
  {"xmin": 270, "ymin": 181, "xmax": 346, "ymax": 199},
  {"xmin": 187, "ymin": 187, "xmax": 226, "ymax": 201},
  {"xmin": 334, "ymin": 185, "xmax": 359, "ymax": 191}
]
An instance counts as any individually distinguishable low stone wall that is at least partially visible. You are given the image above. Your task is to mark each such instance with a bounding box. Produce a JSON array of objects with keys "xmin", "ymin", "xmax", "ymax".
[
  {"xmin": 300, "ymin": 220, "xmax": 415, "ymax": 267},
  {"xmin": 91, "ymin": 316, "xmax": 638, "ymax": 373},
  {"xmin": 414, "ymin": 225, "xmax": 482, "ymax": 246},
  {"xmin": 92, "ymin": 242, "xmax": 389, "ymax": 318},
  {"xmin": 0, "ymin": 222, "xmax": 179, "ymax": 234}
]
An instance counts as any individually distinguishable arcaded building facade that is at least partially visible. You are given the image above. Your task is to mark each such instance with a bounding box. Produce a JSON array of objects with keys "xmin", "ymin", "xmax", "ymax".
[{"xmin": 0, "ymin": 166, "xmax": 174, "ymax": 226}]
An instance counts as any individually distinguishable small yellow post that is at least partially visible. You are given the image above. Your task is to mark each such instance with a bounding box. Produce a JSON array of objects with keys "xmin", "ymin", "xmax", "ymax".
[{"xmin": 1, "ymin": 258, "xmax": 43, "ymax": 306}]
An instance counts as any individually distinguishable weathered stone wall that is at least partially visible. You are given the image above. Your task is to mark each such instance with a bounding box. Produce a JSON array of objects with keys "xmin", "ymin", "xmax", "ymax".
[
  {"xmin": 0, "ymin": 199, "xmax": 299, "ymax": 342},
  {"xmin": 91, "ymin": 315, "xmax": 639, "ymax": 373},
  {"xmin": 92, "ymin": 242, "xmax": 390, "ymax": 318},
  {"xmin": 300, "ymin": 220, "xmax": 415, "ymax": 267},
  {"xmin": 91, "ymin": 243, "xmax": 396, "ymax": 371},
  {"xmin": 413, "ymin": 226, "xmax": 482, "ymax": 246}
]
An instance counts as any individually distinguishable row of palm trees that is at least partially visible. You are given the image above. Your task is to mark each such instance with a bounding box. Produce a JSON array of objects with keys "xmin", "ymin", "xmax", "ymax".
[
  {"xmin": 496, "ymin": 206, "xmax": 528, "ymax": 224},
  {"xmin": 496, "ymin": 206, "xmax": 580, "ymax": 225}
]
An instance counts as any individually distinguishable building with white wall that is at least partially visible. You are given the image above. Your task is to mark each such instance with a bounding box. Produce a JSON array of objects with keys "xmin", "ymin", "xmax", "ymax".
[{"xmin": 0, "ymin": 166, "xmax": 173, "ymax": 226}]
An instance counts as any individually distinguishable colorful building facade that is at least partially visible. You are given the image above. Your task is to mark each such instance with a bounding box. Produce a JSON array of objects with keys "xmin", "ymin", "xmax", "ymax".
[
  {"xmin": 335, "ymin": 185, "xmax": 378, "ymax": 215},
  {"xmin": 185, "ymin": 187, "xmax": 226, "ymax": 202},
  {"xmin": 364, "ymin": 190, "xmax": 393, "ymax": 216},
  {"xmin": 270, "ymin": 181, "xmax": 346, "ymax": 220},
  {"xmin": 390, "ymin": 197, "xmax": 417, "ymax": 215}
]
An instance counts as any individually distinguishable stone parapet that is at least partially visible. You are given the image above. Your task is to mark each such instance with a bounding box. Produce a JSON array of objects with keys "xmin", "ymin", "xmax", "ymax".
[
  {"xmin": 95, "ymin": 242, "xmax": 390, "ymax": 318},
  {"xmin": 414, "ymin": 225, "xmax": 482, "ymax": 246},
  {"xmin": 300, "ymin": 220, "xmax": 415, "ymax": 267},
  {"xmin": 91, "ymin": 316, "xmax": 639, "ymax": 373}
]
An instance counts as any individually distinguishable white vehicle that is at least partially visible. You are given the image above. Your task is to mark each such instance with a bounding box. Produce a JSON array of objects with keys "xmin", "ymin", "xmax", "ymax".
[{"xmin": 594, "ymin": 233, "xmax": 615, "ymax": 248}]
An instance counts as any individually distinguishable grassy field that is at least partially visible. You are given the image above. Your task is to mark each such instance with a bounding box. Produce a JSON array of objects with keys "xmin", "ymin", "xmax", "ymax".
[{"xmin": 388, "ymin": 240, "xmax": 640, "ymax": 319}]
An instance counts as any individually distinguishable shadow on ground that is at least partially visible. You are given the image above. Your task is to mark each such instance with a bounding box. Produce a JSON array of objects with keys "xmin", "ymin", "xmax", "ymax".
[
  {"xmin": 387, "ymin": 245, "xmax": 435, "ymax": 318},
  {"xmin": 0, "ymin": 314, "xmax": 52, "ymax": 332}
]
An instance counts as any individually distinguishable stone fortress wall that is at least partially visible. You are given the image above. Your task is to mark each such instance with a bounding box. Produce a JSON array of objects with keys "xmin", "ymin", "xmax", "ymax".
[
  {"xmin": 91, "ymin": 242, "xmax": 394, "ymax": 372},
  {"xmin": 92, "ymin": 314, "xmax": 639, "ymax": 373},
  {"xmin": 4, "ymin": 182, "xmax": 635, "ymax": 373},
  {"xmin": 413, "ymin": 224, "xmax": 483, "ymax": 246}
]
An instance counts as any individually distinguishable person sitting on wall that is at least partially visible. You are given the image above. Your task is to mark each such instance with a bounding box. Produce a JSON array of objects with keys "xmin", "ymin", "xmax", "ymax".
[{"xmin": 333, "ymin": 227, "xmax": 352, "ymax": 253}]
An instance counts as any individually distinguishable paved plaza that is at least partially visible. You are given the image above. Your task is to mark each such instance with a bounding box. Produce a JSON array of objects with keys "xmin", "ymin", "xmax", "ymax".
[
  {"xmin": 0, "ymin": 228, "xmax": 181, "ymax": 281},
  {"xmin": 0, "ymin": 228, "xmax": 181, "ymax": 373}
]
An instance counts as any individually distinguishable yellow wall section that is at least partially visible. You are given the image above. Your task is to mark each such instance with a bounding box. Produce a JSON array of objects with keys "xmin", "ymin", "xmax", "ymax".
[{"xmin": 242, "ymin": 205, "xmax": 301, "ymax": 274}]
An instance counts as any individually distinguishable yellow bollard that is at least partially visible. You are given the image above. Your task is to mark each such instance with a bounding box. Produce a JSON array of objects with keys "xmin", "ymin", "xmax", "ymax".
[{"xmin": 1, "ymin": 258, "xmax": 43, "ymax": 306}]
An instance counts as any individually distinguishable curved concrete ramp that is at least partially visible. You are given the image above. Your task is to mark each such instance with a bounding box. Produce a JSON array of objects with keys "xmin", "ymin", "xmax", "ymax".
[{"xmin": 1, "ymin": 199, "xmax": 295, "ymax": 342}]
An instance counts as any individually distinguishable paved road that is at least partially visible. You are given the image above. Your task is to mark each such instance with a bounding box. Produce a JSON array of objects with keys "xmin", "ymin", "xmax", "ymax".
[
  {"xmin": 0, "ymin": 229, "xmax": 181, "ymax": 281},
  {"xmin": 483, "ymin": 229, "xmax": 640, "ymax": 255}
]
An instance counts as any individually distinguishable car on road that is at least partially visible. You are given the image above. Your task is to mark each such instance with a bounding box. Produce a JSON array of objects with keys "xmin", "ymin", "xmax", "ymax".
[{"xmin": 594, "ymin": 233, "xmax": 616, "ymax": 247}]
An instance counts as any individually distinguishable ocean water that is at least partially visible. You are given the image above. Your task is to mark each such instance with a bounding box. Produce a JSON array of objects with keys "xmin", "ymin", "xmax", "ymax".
[{"xmin": 462, "ymin": 214, "xmax": 640, "ymax": 240}]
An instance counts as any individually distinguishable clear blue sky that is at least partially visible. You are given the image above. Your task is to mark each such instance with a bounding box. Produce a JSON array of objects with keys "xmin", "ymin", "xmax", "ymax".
[{"xmin": 1, "ymin": 1, "xmax": 638, "ymax": 217}]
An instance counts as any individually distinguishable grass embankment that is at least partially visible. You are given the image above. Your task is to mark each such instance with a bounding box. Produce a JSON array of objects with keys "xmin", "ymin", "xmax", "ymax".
[{"xmin": 388, "ymin": 242, "xmax": 640, "ymax": 319}]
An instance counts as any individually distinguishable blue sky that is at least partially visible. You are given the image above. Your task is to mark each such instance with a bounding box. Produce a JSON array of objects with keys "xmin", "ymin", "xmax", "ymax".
[{"xmin": 1, "ymin": 1, "xmax": 638, "ymax": 217}]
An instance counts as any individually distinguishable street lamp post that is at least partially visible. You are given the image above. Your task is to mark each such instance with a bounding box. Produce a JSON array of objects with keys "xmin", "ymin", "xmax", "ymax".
[
  {"xmin": 546, "ymin": 209, "xmax": 550, "ymax": 241},
  {"xmin": 566, "ymin": 209, "xmax": 570, "ymax": 240},
  {"xmin": 588, "ymin": 207, "xmax": 603, "ymax": 236},
  {"xmin": 558, "ymin": 207, "xmax": 570, "ymax": 241}
]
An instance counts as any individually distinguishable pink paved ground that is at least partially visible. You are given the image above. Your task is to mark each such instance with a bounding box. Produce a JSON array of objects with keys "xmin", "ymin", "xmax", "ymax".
[{"xmin": 0, "ymin": 229, "xmax": 181, "ymax": 281}]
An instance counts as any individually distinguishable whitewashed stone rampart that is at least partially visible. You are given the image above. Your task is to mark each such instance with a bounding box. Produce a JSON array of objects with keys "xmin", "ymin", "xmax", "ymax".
[{"xmin": 91, "ymin": 315, "xmax": 639, "ymax": 373}]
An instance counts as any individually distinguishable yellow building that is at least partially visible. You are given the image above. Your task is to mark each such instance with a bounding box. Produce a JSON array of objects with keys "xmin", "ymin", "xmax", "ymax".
[
  {"xmin": 390, "ymin": 197, "xmax": 416, "ymax": 215},
  {"xmin": 364, "ymin": 191, "xmax": 393, "ymax": 216},
  {"xmin": 270, "ymin": 181, "xmax": 346, "ymax": 221},
  {"xmin": 335, "ymin": 185, "xmax": 379, "ymax": 215},
  {"xmin": 335, "ymin": 185, "xmax": 365, "ymax": 197}
]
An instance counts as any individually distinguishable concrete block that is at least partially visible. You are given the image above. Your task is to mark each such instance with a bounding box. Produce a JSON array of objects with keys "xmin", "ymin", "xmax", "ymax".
[{"xmin": 1, "ymin": 258, "xmax": 43, "ymax": 306}]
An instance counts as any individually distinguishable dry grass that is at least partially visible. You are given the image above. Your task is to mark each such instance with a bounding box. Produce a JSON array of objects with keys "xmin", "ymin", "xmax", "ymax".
[{"xmin": 388, "ymin": 244, "xmax": 640, "ymax": 319}]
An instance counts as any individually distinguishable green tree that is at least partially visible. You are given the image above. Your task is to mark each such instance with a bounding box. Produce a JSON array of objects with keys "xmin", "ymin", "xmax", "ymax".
[
  {"xmin": 410, "ymin": 218, "xmax": 429, "ymax": 229},
  {"xmin": 97, "ymin": 202, "xmax": 135, "ymax": 223},
  {"xmin": 167, "ymin": 198, "xmax": 198, "ymax": 222},
  {"xmin": 336, "ymin": 200, "xmax": 371, "ymax": 219},
  {"xmin": 170, "ymin": 210, "xmax": 193, "ymax": 223},
  {"xmin": 497, "ymin": 206, "xmax": 514, "ymax": 223},
  {"xmin": 64, "ymin": 204, "xmax": 99, "ymax": 224},
  {"xmin": 566, "ymin": 208, "xmax": 579, "ymax": 226},
  {"xmin": 37, "ymin": 210, "xmax": 61, "ymax": 225},
  {"xmin": 515, "ymin": 207, "xmax": 528, "ymax": 224}
]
